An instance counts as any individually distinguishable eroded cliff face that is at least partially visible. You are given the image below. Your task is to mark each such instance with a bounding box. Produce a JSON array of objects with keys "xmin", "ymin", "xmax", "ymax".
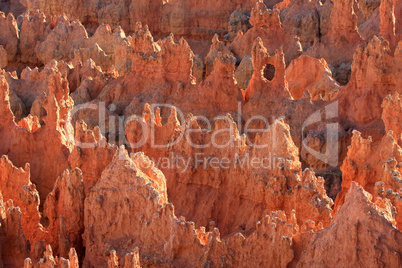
[
  {"xmin": 285, "ymin": 55, "xmax": 341, "ymax": 101},
  {"xmin": 0, "ymin": 0, "xmax": 402, "ymax": 267},
  {"xmin": 230, "ymin": 0, "xmax": 303, "ymax": 66},
  {"xmin": 294, "ymin": 182, "xmax": 402, "ymax": 267},
  {"xmin": 124, "ymin": 105, "xmax": 333, "ymax": 238},
  {"xmin": 338, "ymin": 37, "xmax": 402, "ymax": 125}
]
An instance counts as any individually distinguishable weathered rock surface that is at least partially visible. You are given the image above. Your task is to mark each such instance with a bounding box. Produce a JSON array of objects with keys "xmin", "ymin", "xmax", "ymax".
[
  {"xmin": 338, "ymin": 37, "xmax": 402, "ymax": 125},
  {"xmin": 84, "ymin": 147, "xmax": 297, "ymax": 267},
  {"xmin": 0, "ymin": 46, "xmax": 7, "ymax": 69},
  {"xmin": 0, "ymin": 70, "xmax": 73, "ymax": 199},
  {"xmin": 125, "ymin": 105, "xmax": 333, "ymax": 237},
  {"xmin": 334, "ymin": 92, "xmax": 402, "ymax": 217},
  {"xmin": 294, "ymin": 182, "xmax": 402, "ymax": 267},
  {"xmin": 277, "ymin": 0, "xmax": 320, "ymax": 51},
  {"xmin": 1, "ymin": 0, "xmax": 402, "ymax": 267},
  {"xmin": 286, "ymin": 55, "xmax": 342, "ymax": 101},
  {"xmin": 0, "ymin": 11, "xmax": 18, "ymax": 63},
  {"xmin": 230, "ymin": 0, "xmax": 302, "ymax": 65},
  {"xmin": 305, "ymin": 0, "xmax": 364, "ymax": 83},
  {"xmin": 0, "ymin": 0, "xmax": 26, "ymax": 16}
]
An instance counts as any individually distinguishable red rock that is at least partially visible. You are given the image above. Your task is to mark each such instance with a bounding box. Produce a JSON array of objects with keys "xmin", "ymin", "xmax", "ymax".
[
  {"xmin": 305, "ymin": 0, "xmax": 363, "ymax": 67},
  {"xmin": 0, "ymin": 0, "xmax": 26, "ymax": 16},
  {"xmin": 338, "ymin": 36, "xmax": 402, "ymax": 125},
  {"xmin": 125, "ymin": 105, "xmax": 333, "ymax": 238},
  {"xmin": 234, "ymin": 55, "xmax": 253, "ymax": 90},
  {"xmin": 243, "ymin": 37, "xmax": 291, "ymax": 102},
  {"xmin": 382, "ymin": 92, "xmax": 402, "ymax": 142},
  {"xmin": 0, "ymin": 12, "xmax": 19, "ymax": 63},
  {"xmin": 204, "ymin": 34, "xmax": 234, "ymax": 77},
  {"xmin": 24, "ymin": 245, "xmax": 80, "ymax": 267},
  {"xmin": 18, "ymin": 114, "xmax": 41, "ymax": 133},
  {"xmin": 0, "ymin": 45, "xmax": 7, "ymax": 69},
  {"xmin": 276, "ymin": 0, "xmax": 320, "ymax": 51},
  {"xmin": 160, "ymin": 0, "xmax": 255, "ymax": 40},
  {"xmin": 286, "ymin": 55, "xmax": 341, "ymax": 101},
  {"xmin": 18, "ymin": 10, "xmax": 53, "ymax": 65},
  {"xmin": 0, "ymin": 190, "xmax": 31, "ymax": 267},
  {"xmin": 334, "ymin": 127, "xmax": 402, "ymax": 214},
  {"xmin": 374, "ymin": 181, "xmax": 402, "ymax": 229},
  {"xmin": 44, "ymin": 168, "xmax": 84, "ymax": 257},
  {"xmin": 230, "ymin": 1, "xmax": 302, "ymax": 65},
  {"xmin": 83, "ymin": 147, "xmax": 297, "ymax": 266},
  {"xmin": 0, "ymin": 71, "xmax": 72, "ymax": 199},
  {"xmin": 0, "ymin": 155, "xmax": 44, "ymax": 241},
  {"xmin": 69, "ymin": 120, "xmax": 117, "ymax": 195},
  {"xmin": 396, "ymin": 0, "xmax": 402, "ymax": 33},
  {"xmin": 294, "ymin": 182, "xmax": 402, "ymax": 267},
  {"xmin": 379, "ymin": 0, "xmax": 402, "ymax": 51},
  {"xmin": 1, "ymin": 1, "xmax": 402, "ymax": 267}
]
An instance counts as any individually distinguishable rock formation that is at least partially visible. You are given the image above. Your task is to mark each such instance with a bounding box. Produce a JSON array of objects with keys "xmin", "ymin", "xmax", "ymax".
[
  {"xmin": 0, "ymin": 0, "xmax": 402, "ymax": 267},
  {"xmin": 334, "ymin": 93, "xmax": 402, "ymax": 219},
  {"xmin": 294, "ymin": 182, "xmax": 402, "ymax": 267},
  {"xmin": 276, "ymin": 0, "xmax": 320, "ymax": 51},
  {"xmin": 286, "ymin": 55, "xmax": 341, "ymax": 101},
  {"xmin": 230, "ymin": 0, "xmax": 302, "ymax": 65},
  {"xmin": 0, "ymin": 11, "xmax": 18, "ymax": 64},
  {"xmin": 338, "ymin": 37, "xmax": 402, "ymax": 125}
]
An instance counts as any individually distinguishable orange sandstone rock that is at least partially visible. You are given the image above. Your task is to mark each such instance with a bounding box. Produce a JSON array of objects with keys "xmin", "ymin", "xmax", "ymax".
[
  {"xmin": 0, "ymin": 71, "xmax": 73, "ymax": 199},
  {"xmin": 230, "ymin": 0, "xmax": 302, "ymax": 65},
  {"xmin": 204, "ymin": 34, "xmax": 234, "ymax": 77},
  {"xmin": 334, "ymin": 127, "xmax": 402, "ymax": 212},
  {"xmin": 0, "ymin": 45, "xmax": 7, "ymax": 69},
  {"xmin": 0, "ymin": 200, "xmax": 29, "ymax": 267},
  {"xmin": 305, "ymin": 0, "xmax": 363, "ymax": 68},
  {"xmin": 276, "ymin": 0, "xmax": 320, "ymax": 51},
  {"xmin": 338, "ymin": 36, "xmax": 402, "ymax": 125},
  {"xmin": 0, "ymin": 11, "xmax": 18, "ymax": 63},
  {"xmin": 294, "ymin": 182, "xmax": 402, "ymax": 267},
  {"xmin": 286, "ymin": 55, "xmax": 341, "ymax": 101},
  {"xmin": 44, "ymin": 168, "xmax": 84, "ymax": 258},
  {"xmin": 69, "ymin": 120, "xmax": 117, "ymax": 195},
  {"xmin": 243, "ymin": 37, "xmax": 291, "ymax": 102},
  {"xmin": 1, "ymin": 1, "xmax": 402, "ymax": 266},
  {"xmin": 125, "ymin": 104, "xmax": 333, "ymax": 237},
  {"xmin": 84, "ymin": 147, "xmax": 297, "ymax": 267},
  {"xmin": 382, "ymin": 92, "xmax": 402, "ymax": 142}
]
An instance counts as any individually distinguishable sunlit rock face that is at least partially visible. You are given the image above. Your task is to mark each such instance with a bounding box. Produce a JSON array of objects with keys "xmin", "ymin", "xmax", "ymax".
[{"xmin": 0, "ymin": 0, "xmax": 402, "ymax": 266}]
